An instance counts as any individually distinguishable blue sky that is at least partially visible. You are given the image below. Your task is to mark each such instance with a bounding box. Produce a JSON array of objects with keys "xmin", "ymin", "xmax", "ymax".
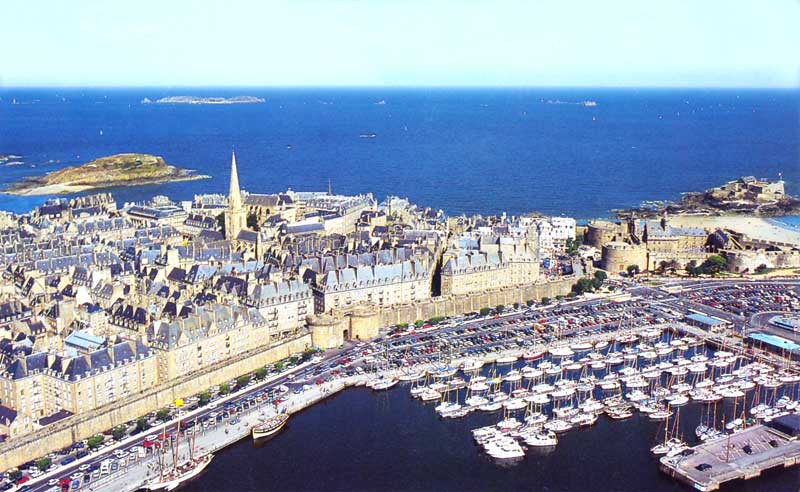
[{"xmin": 1, "ymin": 0, "xmax": 798, "ymax": 88}]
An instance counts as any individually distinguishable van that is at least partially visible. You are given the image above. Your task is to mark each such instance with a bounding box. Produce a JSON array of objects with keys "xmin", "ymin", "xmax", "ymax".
[{"xmin": 100, "ymin": 459, "xmax": 112, "ymax": 476}]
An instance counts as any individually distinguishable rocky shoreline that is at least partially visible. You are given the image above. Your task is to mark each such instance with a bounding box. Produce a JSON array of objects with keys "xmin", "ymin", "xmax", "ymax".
[
  {"xmin": 615, "ymin": 176, "xmax": 799, "ymax": 219},
  {"xmin": 3, "ymin": 153, "xmax": 209, "ymax": 196}
]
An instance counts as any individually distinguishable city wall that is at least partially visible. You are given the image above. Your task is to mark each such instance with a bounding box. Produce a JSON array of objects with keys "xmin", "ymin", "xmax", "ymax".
[
  {"xmin": 0, "ymin": 335, "xmax": 311, "ymax": 471},
  {"xmin": 378, "ymin": 276, "xmax": 576, "ymax": 326},
  {"xmin": 310, "ymin": 276, "xmax": 578, "ymax": 348}
]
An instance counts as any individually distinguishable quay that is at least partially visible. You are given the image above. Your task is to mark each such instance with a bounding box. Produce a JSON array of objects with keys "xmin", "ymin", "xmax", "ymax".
[
  {"xmin": 87, "ymin": 376, "xmax": 365, "ymax": 492},
  {"xmin": 659, "ymin": 423, "xmax": 800, "ymax": 491}
]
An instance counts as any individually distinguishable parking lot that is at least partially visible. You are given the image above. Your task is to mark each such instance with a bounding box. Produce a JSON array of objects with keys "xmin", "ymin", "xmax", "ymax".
[{"xmin": 682, "ymin": 283, "xmax": 800, "ymax": 318}]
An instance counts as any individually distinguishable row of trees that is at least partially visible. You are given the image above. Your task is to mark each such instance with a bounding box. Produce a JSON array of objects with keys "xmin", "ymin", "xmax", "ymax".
[
  {"xmin": 624, "ymin": 254, "xmax": 728, "ymax": 278},
  {"xmin": 571, "ymin": 271, "xmax": 607, "ymax": 295},
  {"xmin": 686, "ymin": 255, "xmax": 727, "ymax": 276}
]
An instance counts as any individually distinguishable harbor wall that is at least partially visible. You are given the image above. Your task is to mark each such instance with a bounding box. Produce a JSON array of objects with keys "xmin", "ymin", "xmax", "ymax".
[
  {"xmin": 0, "ymin": 335, "xmax": 311, "ymax": 471},
  {"xmin": 378, "ymin": 276, "xmax": 576, "ymax": 326},
  {"xmin": 309, "ymin": 277, "xmax": 577, "ymax": 348}
]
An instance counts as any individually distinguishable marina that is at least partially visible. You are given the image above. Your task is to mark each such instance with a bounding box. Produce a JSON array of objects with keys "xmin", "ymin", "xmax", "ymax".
[{"xmin": 11, "ymin": 282, "xmax": 800, "ymax": 492}]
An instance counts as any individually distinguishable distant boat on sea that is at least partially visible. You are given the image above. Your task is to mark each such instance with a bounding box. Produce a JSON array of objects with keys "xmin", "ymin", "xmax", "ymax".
[
  {"xmin": 375, "ymin": 100, "xmax": 386, "ymax": 105},
  {"xmin": 359, "ymin": 133, "xmax": 377, "ymax": 139}
]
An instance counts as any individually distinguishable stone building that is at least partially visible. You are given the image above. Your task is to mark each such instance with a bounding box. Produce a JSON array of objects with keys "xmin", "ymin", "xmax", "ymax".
[
  {"xmin": 147, "ymin": 303, "xmax": 306, "ymax": 382},
  {"xmin": 440, "ymin": 248, "xmax": 538, "ymax": 296},
  {"xmin": 0, "ymin": 339, "xmax": 156, "ymax": 431},
  {"xmin": 600, "ymin": 241, "xmax": 648, "ymax": 273},
  {"xmin": 300, "ymin": 249, "xmax": 431, "ymax": 313}
]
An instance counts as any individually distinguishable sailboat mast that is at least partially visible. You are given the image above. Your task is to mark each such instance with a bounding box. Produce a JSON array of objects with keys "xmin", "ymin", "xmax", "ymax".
[{"xmin": 173, "ymin": 419, "xmax": 181, "ymax": 469}]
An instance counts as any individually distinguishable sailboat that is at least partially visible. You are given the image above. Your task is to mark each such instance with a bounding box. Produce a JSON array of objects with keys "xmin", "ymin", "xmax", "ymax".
[
  {"xmin": 651, "ymin": 407, "xmax": 686, "ymax": 456},
  {"xmin": 146, "ymin": 418, "xmax": 213, "ymax": 491}
]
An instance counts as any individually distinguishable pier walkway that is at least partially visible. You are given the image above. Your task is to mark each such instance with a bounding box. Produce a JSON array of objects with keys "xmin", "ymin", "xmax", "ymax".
[
  {"xmin": 659, "ymin": 424, "xmax": 800, "ymax": 491},
  {"xmin": 84, "ymin": 376, "xmax": 366, "ymax": 492}
]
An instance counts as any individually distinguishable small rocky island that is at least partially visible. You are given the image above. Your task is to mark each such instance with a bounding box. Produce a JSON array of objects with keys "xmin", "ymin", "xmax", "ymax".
[
  {"xmin": 4, "ymin": 153, "xmax": 208, "ymax": 196},
  {"xmin": 615, "ymin": 176, "xmax": 799, "ymax": 218},
  {"xmin": 142, "ymin": 96, "xmax": 265, "ymax": 105}
]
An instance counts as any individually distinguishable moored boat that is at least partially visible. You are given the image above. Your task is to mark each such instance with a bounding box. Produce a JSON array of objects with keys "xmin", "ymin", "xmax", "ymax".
[{"xmin": 252, "ymin": 414, "xmax": 289, "ymax": 440}]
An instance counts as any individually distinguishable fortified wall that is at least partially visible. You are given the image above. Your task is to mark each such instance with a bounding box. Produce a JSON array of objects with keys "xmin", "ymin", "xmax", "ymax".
[
  {"xmin": 0, "ymin": 335, "xmax": 311, "ymax": 471},
  {"xmin": 724, "ymin": 248, "xmax": 800, "ymax": 273},
  {"xmin": 310, "ymin": 276, "xmax": 576, "ymax": 349}
]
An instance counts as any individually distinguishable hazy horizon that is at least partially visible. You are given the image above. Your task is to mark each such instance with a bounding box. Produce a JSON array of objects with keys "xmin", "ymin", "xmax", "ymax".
[{"xmin": 1, "ymin": 0, "xmax": 798, "ymax": 89}]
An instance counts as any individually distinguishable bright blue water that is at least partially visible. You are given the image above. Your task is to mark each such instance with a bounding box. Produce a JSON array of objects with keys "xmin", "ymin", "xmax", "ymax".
[
  {"xmin": 773, "ymin": 216, "xmax": 800, "ymax": 230},
  {"xmin": 1, "ymin": 88, "xmax": 798, "ymax": 218}
]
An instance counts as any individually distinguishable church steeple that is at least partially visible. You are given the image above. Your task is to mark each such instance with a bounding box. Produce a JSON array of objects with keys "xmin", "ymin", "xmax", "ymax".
[
  {"xmin": 229, "ymin": 151, "xmax": 242, "ymax": 208},
  {"xmin": 225, "ymin": 151, "xmax": 246, "ymax": 240}
]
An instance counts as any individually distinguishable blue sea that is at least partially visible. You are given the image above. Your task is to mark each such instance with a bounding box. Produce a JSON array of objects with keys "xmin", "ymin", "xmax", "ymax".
[{"xmin": 0, "ymin": 88, "xmax": 798, "ymax": 218}]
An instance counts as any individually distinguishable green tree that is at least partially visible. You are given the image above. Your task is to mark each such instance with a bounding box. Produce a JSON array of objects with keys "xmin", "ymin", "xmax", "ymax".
[
  {"xmin": 700, "ymin": 255, "xmax": 727, "ymax": 275},
  {"xmin": 87, "ymin": 435, "xmax": 104, "ymax": 449},
  {"xmin": 572, "ymin": 278, "xmax": 595, "ymax": 295},
  {"xmin": 626, "ymin": 264, "xmax": 640, "ymax": 276},
  {"xmin": 414, "ymin": 319, "xmax": 424, "ymax": 328},
  {"xmin": 755, "ymin": 264, "xmax": 769, "ymax": 274},
  {"xmin": 136, "ymin": 417, "xmax": 149, "ymax": 433},
  {"xmin": 156, "ymin": 408, "xmax": 170, "ymax": 421},
  {"xmin": 594, "ymin": 270, "xmax": 608, "ymax": 282},
  {"xmin": 8, "ymin": 469, "xmax": 21, "ymax": 481},
  {"xmin": 219, "ymin": 383, "xmax": 231, "ymax": 395},
  {"xmin": 479, "ymin": 307, "xmax": 492, "ymax": 316},
  {"xmin": 274, "ymin": 362, "xmax": 284, "ymax": 372},
  {"xmin": 565, "ymin": 236, "xmax": 584, "ymax": 256},
  {"xmin": 198, "ymin": 391, "xmax": 211, "ymax": 406},
  {"xmin": 541, "ymin": 297, "xmax": 551, "ymax": 305},
  {"xmin": 526, "ymin": 299, "xmax": 535, "ymax": 307},
  {"xmin": 427, "ymin": 316, "xmax": 445, "ymax": 325},
  {"xmin": 112, "ymin": 425, "xmax": 126, "ymax": 440},
  {"xmin": 495, "ymin": 305, "xmax": 505, "ymax": 314},
  {"xmin": 396, "ymin": 322, "xmax": 409, "ymax": 329},
  {"xmin": 513, "ymin": 302, "xmax": 520, "ymax": 310},
  {"xmin": 236, "ymin": 375, "xmax": 250, "ymax": 388},
  {"xmin": 36, "ymin": 457, "xmax": 52, "ymax": 471},
  {"xmin": 255, "ymin": 368, "xmax": 268, "ymax": 380},
  {"xmin": 215, "ymin": 213, "xmax": 225, "ymax": 231}
]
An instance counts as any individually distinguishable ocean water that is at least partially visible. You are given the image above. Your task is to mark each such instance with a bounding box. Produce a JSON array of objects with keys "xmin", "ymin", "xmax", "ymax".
[
  {"xmin": 184, "ymin": 384, "xmax": 800, "ymax": 492},
  {"xmin": 773, "ymin": 216, "xmax": 800, "ymax": 230},
  {"xmin": 1, "ymin": 88, "xmax": 798, "ymax": 218}
]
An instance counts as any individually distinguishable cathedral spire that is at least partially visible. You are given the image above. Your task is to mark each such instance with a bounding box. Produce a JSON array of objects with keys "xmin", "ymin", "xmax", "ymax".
[
  {"xmin": 229, "ymin": 151, "xmax": 241, "ymax": 207},
  {"xmin": 225, "ymin": 151, "xmax": 246, "ymax": 240}
]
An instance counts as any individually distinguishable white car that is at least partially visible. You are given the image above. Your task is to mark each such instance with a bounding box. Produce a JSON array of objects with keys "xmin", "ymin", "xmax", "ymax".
[
  {"xmin": 48, "ymin": 478, "xmax": 59, "ymax": 486},
  {"xmin": 70, "ymin": 472, "xmax": 84, "ymax": 481},
  {"xmin": 79, "ymin": 464, "xmax": 91, "ymax": 472}
]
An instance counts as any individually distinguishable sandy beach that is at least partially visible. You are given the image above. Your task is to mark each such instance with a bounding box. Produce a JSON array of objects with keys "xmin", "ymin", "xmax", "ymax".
[{"xmin": 668, "ymin": 215, "xmax": 800, "ymax": 246}]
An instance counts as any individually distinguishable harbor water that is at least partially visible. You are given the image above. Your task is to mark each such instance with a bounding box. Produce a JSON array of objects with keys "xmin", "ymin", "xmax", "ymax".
[
  {"xmin": 183, "ymin": 385, "xmax": 800, "ymax": 492},
  {"xmin": 184, "ymin": 336, "xmax": 800, "ymax": 492}
]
